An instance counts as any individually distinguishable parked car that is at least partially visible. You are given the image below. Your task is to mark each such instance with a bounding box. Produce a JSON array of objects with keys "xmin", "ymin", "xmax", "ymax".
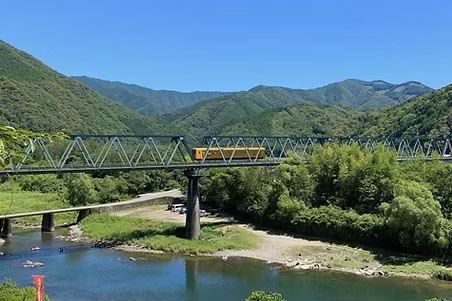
[{"xmin": 169, "ymin": 204, "xmax": 184, "ymax": 212}]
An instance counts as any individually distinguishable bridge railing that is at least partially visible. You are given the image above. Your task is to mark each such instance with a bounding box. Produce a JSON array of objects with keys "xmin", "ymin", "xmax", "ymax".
[{"xmin": 2, "ymin": 135, "xmax": 452, "ymax": 174}]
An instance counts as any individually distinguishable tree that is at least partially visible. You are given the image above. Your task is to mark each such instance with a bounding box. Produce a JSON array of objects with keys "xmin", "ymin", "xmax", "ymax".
[
  {"xmin": 65, "ymin": 174, "xmax": 97, "ymax": 206},
  {"xmin": 380, "ymin": 180, "xmax": 448, "ymax": 250},
  {"xmin": 0, "ymin": 125, "xmax": 66, "ymax": 169},
  {"xmin": 274, "ymin": 189, "xmax": 306, "ymax": 224},
  {"xmin": 274, "ymin": 154, "xmax": 313, "ymax": 204},
  {"xmin": 95, "ymin": 176, "xmax": 122, "ymax": 204}
]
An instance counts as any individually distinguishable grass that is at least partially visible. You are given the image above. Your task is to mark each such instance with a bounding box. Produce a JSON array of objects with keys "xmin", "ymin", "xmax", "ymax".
[
  {"xmin": 0, "ymin": 188, "xmax": 76, "ymax": 225},
  {"xmin": 289, "ymin": 244, "xmax": 375, "ymax": 268},
  {"xmin": 79, "ymin": 213, "xmax": 260, "ymax": 254},
  {"xmin": 288, "ymin": 244, "xmax": 452, "ymax": 276},
  {"xmin": 380, "ymin": 257, "xmax": 452, "ymax": 275}
]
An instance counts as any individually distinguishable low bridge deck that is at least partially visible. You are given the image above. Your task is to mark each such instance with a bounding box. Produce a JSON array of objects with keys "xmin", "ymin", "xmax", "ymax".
[
  {"xmin": 0, "ymin": 189, "xmax": 182, "ymax": 219},
  {"xmin": 0, "ymin": 190, "xmax": 182, "ymax": 238}
]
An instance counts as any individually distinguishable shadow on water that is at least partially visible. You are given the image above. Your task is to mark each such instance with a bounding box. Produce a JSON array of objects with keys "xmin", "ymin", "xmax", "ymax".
[{"xmin": 185, "ymin": 258, "xmax": 199, "ymax": 300}]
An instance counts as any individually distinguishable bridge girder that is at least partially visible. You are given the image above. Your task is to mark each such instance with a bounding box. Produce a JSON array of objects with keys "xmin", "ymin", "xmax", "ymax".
[{"xmin": 2, "ymin": 135, "xmax": 452, "ymax": 175}]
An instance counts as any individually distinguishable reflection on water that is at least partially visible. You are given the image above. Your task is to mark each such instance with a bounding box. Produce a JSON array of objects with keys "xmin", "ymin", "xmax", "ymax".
[{"xmin": 1, "ymin": 228, "xmax": 451, "ymax": 301}]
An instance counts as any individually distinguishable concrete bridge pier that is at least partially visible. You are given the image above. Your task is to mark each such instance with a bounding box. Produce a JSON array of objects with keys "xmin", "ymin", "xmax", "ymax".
[
  {"xmin": 0, "ymin": 218, "xmax": 12, "ymax": 238},
  {"xmin": 76, "ymin": 209, "xmax": 91, "ymax": 223},
  {"xmin": 41, "ymin": 213, "xmax": 54, "ymax": 232},
  {"xmin": 184, "ymin": 168, "xmax": 207, "ymax": 240}
]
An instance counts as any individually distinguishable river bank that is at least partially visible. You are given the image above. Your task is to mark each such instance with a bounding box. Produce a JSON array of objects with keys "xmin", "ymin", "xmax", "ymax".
[{"xmin": 68, "ymin": 204, "xmax": 452, "ymax": 281}]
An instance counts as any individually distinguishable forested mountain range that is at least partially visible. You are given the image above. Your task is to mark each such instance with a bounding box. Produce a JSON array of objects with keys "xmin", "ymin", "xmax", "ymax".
[
  {"xmin": 72, "ymin": 76, "xmax": 231, "ymax": 116},
  {"xmin": 0, "ymin": 40, "xmax": 180, "ymax": 135},
  {"xmin": 363, "ymin": 83, "xmax": 452, "ymax": 137},
  {"xmin": 165, "ymin": 80, "xmax": 431, "ymax": 139},
  {"xmin": 221, "ymin": 83, "xmax": 452, "ymax": 138},
  {"xmin": 222, "ymin": 102, "xmax": 365, "ymax": 136},
  {"xmin": 1, "ymin": 40, "xmax": 449, "ymax": 141}
]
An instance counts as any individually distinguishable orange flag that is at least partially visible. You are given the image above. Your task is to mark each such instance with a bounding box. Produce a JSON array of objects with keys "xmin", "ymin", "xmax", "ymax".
[{"xmin": 32, "ymin": 275, "xmax": 44, "ymax": 301}]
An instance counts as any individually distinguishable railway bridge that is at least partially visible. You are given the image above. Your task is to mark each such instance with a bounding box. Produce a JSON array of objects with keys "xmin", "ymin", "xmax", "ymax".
[{"xmin": 2, "ymin": 134, "xmax": 452, "ymax": 240}]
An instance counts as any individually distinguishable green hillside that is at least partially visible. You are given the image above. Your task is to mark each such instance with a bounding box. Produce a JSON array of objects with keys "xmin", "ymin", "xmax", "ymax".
[
  {"xmin": 166, "ymin": 87, "xmax": 305, "ymax": 138},
  {"xmin": 223, "ymin": 84, "xmax": 452, "ymax": 138},
  {"xmin": 0, "ymin": 40, "xmax": 180, "ymax": 135},
  {"xmin": 222, "ymin": 102, "xmax": 364, "ymax": 136},
  {"xmin": 288, "ymin": 79, "xmax": 432, "ymax": 110},
  {"xmin": 73, "ymin": 76, "xmax": 230, "ymax": 116},
  {"xmin": 364, "ymin": 83, "xmax": 452, "ymax": 137},
  {"xmin": 166, "ymin": 80, "xmax": 431, "ymax": 139}
]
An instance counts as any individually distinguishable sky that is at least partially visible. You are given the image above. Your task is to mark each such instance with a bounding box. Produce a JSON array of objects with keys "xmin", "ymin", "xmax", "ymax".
[{"xmin": 1, "ymin": 0, "xmax": 451, "ymax": 92}]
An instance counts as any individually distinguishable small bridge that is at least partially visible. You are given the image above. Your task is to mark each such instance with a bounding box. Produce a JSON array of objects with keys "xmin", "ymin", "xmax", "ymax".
[{"xmin": 0, "ymin": 190, "xmax": 182, "ymax": 238}]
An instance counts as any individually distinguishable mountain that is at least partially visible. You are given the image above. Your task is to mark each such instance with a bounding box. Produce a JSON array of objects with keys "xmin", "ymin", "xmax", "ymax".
[
  {"xmin": 285, "ymin": 79, "xmax": 432, "ymax": 110},
  {"xmin": 222, "ymin": 102, "xmax": 365, "ymax": 136},
  {"xmin": 72, "ymin": 76, "xmax": 231, "ymax": 116},
  {"xmin": 165, "ymin": 87, "xmax": 304, "ymax": 139},
  {"xmin": 364, "ymin": 83, "xmax": 452, "ymax": 137},
  {"xmin": 223, "ymin": 83, "xmax": 452, "ymax": 139},
  {"xmin": 0, "ymin": 40, "xmax": 180, "ymax": 135},
  {"xmin": 166, "ymin": 80, "xmax": 431, "ymax": 139}
]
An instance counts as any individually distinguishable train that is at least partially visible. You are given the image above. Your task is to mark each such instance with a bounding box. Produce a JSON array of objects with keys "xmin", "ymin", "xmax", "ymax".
[{"xmin": 192, "ymin": 147, "xmax": 265, "ymax": 160}]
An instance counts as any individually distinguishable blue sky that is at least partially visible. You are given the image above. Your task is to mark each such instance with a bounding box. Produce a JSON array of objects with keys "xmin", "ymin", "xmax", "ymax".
[{"xmin": 1, "ymin": 0, "xmax": 451, "ymax": 91}]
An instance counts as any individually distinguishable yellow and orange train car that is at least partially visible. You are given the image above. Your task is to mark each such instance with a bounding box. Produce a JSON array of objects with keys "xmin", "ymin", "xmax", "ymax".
[{"xmin": 192, "ymin": 147, "xmax": 265, "ymax": 160}]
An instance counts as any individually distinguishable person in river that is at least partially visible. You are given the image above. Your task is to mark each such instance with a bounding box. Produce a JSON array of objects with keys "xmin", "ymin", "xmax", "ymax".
[{"xmin": 58, "ymin": 247, "xmax": 64, "ymax": 253}]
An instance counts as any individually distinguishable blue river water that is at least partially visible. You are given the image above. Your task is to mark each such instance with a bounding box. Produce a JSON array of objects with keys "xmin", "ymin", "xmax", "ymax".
[{"xmin": 0, "ymin": 227, "xmax": 451, "ymax": 300}]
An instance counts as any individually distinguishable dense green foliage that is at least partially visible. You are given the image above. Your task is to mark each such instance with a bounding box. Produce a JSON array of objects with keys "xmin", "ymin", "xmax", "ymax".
[
  {"xmin": 364, "ymin": 83, "xmax": 452, "ymax": 137},
  {"xmin": 73, "ymin": 76, "xmax": 230, "ymax": 116},
  {"xmin": 222, "ymin": 82, "xmax": 452, "ymax": 139},
  {"xmin": 222, "ymin": 102, "xmax": 365, "ymax": 136},
  {"xmin": 0, "ymin": 40, "xmax": 179, "ymax": 134},
  {"xmin": 79, "ymin": 213, "xmax": 259, "ymax": 254},
  {"xmin": 166, "ymin": 80, "xmax": 431, "ymax": 139},
  {"xmin": 63, "ymin": 170, "xmax": 183, "ymax": 206},
  {"xmin": 0, "ymin": 279, "xmax": 50, "ymax": 301},
  {"xmin": 245, "ymin": 290, "xmax": 285, "ymax": 301},
  {"xmin": 200, "ymin": 145, "xmax": 452, "ymax": 256},
  {"xmin": 0, "ymin": 125, "xmax": 65, "ymax": 169},
  {"xmin": 288, "ymin": 79, "xmax": 431, "ymax": 110}
]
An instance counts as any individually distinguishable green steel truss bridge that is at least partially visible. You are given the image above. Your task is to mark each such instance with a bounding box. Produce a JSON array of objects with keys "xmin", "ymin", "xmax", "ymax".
[{"xmin": 2, "ymin": 134, "xmax": 452, "ymax": 175}]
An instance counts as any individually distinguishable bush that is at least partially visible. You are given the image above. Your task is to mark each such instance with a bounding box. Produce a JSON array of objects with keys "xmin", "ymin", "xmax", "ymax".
[
  {"xmin": 0, "ymin": 278, "xmax": 50, "ymax": 301},
  {"xmin": 245, "ymin": 290, "xmax": 285, "ymax": 301},
  {"xmin": 291, "ymin": 205, "xmax": 385, "ymax": 244},
  {"xmin": 433, "ymin": 270, "xmax": 452, "ymax": 281}
]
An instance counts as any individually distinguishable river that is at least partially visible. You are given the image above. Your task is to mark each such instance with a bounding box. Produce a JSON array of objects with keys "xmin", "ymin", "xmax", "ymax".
[{"xmin": 0, "ymin": 228, "xmax": 451, "ymax": 300}]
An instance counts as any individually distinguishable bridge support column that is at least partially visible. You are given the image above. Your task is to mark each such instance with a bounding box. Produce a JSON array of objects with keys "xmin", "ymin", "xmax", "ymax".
[
  {"xmin": 76, "ymin": 209, "xmax": 91, "ymax": 223},
  {"xmin": 41, "ymin": 213, "xmax": 54, "ymax": 232},
  {"xmin": 0, "ymin": 218, "xmax": 12, "ymax": 238},
  {"xmin": 184, "ymin": 168, "xmax": 207, "ymax": 240}
]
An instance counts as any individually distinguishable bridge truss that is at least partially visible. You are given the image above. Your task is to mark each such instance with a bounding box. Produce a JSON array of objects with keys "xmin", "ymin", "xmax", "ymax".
[{"xmin": 2, "ymin": 135, "xmax": 452, "ymax": 175}]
